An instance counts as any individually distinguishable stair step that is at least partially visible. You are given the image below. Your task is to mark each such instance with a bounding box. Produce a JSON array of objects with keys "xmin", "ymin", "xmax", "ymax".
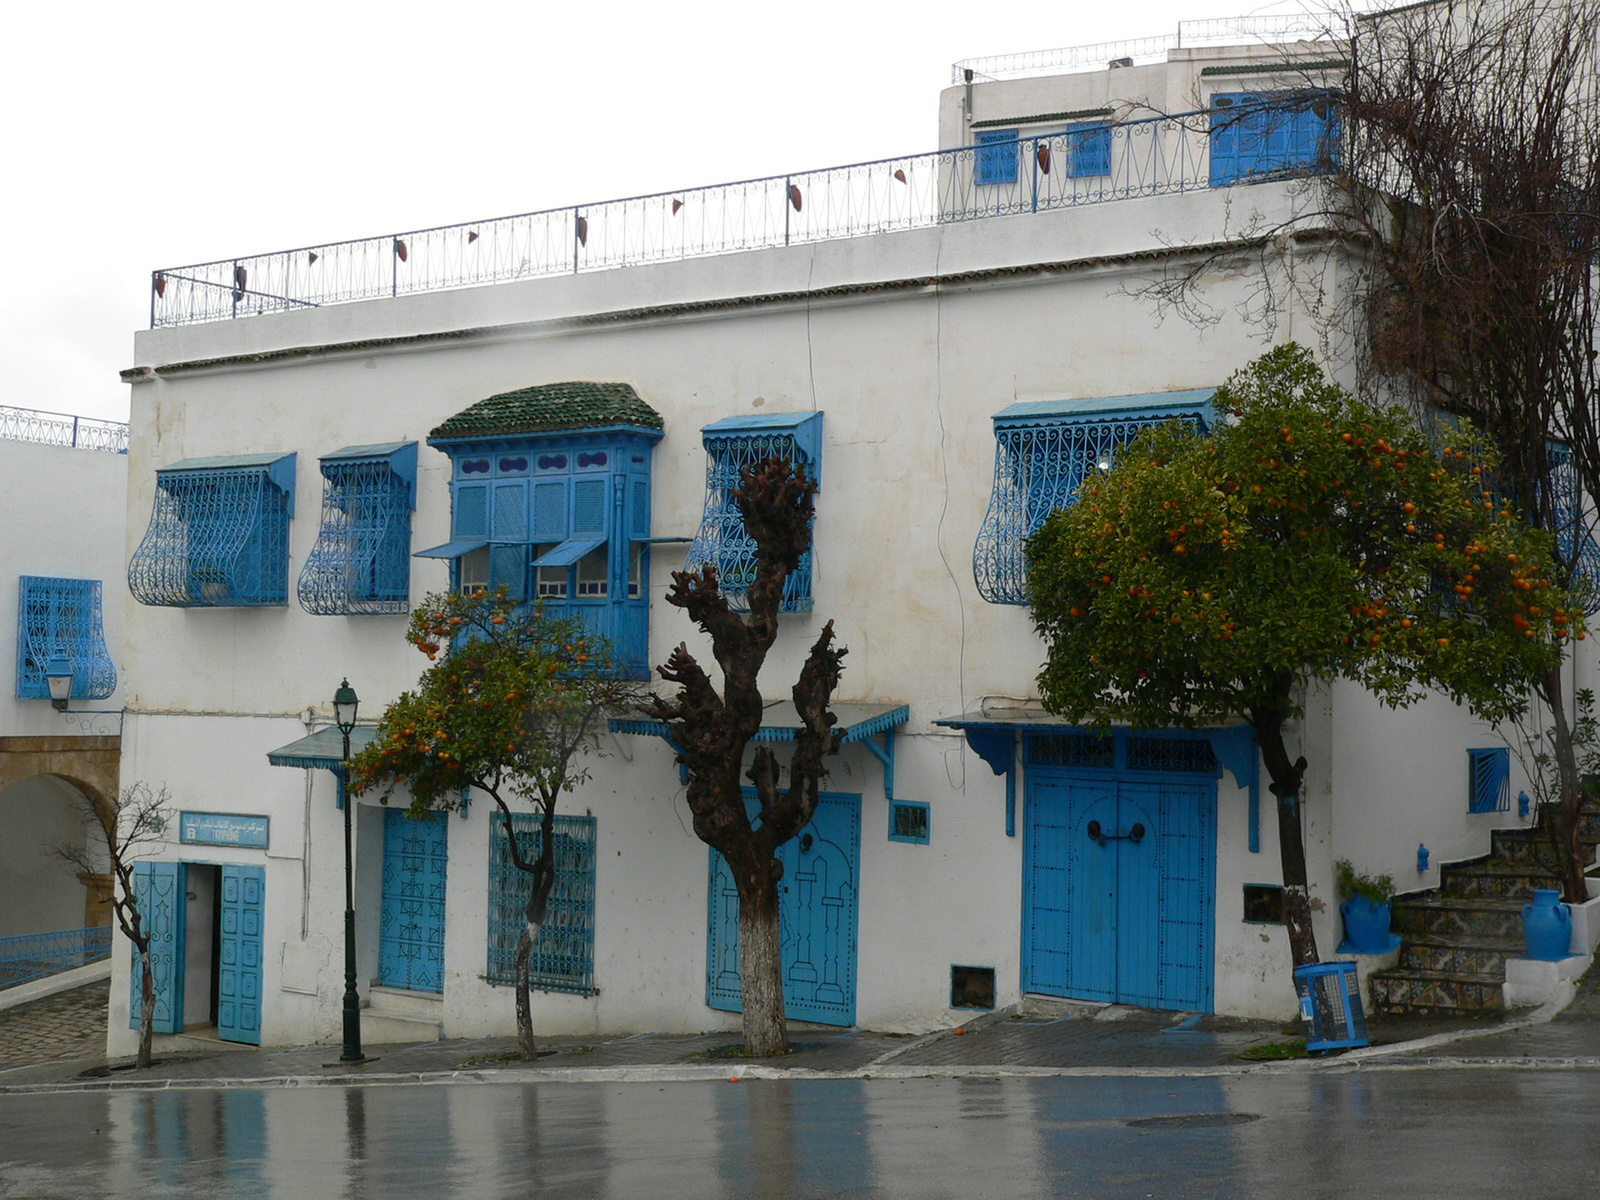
[
  {"xmin": 1369, "ymin": 968, "xmax": 1504, "ymax": 1015},
  {"xmin": 1491, "ymin": 827, "xmax": 1600, "ymax": 866},
  {"xmin": 1393, "ymin": 896, "xmax": 1523, "ymax": 941},
  {"xmin": 365, "ymin": 985, "xmax": 444, "ymax": 1020},
  {"xmin": 1441, "ymin": 861, "xmax": 1562, "ymax": 900},
  {"xmin": 1396, "ymin": 934, "xmax": 1522, "ymax": 977}
]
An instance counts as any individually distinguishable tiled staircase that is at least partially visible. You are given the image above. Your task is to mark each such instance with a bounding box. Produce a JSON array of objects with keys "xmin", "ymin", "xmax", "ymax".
[{"xmin": 1369, "ymin": 807, "xmax": 1600, "ymax": 1015}]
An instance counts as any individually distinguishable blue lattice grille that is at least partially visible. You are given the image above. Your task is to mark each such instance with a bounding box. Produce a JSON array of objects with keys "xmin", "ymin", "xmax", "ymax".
[
  {"xmin": 1027, "ymin": 733, "xmax": 1116, "ymax": 769},
  {"xmin": 1545, "ymin": 443, "xmax": 1600, "ymax": 615},
  {"xmin": 1468, "ymin": 747, "xmax": 1511, "ymax": 814},
  {"xmin": 15, "ymin": 576, "xmax": 116, "ymax": 699},
  {"xmin": 299, "ymin": 456, "xmax": 412, "ymax": 615},
  {"xmin": 1126, "ymin": 737, "xmax": 1219, "ymax": 774},
  {"xmin": 486, "ymin": 813, "xmax": 597, "ymax": 995},
  {"xmin": 684, "ymin": 427, "xmax": 819, "ymax": 613},
  {"xmin": 129, "ymin": 459, "xmax": 293, "ymax": 607},
  {"xmin": 975, "ymin": 410, "xmax": 1205, "ymax": 605}
]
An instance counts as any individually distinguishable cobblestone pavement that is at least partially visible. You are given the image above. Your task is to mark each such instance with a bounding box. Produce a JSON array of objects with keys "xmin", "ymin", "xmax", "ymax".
[{"xmin": 0, "ymin": 981, "xmax": 108, "ymax": 1069}]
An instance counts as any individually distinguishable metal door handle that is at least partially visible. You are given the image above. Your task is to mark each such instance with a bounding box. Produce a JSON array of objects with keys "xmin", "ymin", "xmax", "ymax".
[
  {"xmin": 800, "ymin": 834, "xmax": 814, "ymax": 853},
  {"xmin": 1086, "ymin": 821, "xmax": 1146, "ymax": 846}
]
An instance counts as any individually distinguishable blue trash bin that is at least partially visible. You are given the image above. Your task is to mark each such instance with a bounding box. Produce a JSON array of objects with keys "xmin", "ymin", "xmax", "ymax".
[{"xmin": 1294, "ymin": 961, "xmax": 1369, "ymax": 1053}]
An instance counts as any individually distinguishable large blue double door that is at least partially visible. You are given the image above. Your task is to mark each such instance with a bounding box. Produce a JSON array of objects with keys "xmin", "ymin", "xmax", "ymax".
[
  {"xmin": 379, "ymin": 809, "xmax": 448, "ymax": 993},
  {"xmin": 707, "ymin": 791, "xmax": 860, "ymax": 1026},
  {"xmin": 1024, "ymin": 773, "xmax": 1215, "ymax": 1012}
]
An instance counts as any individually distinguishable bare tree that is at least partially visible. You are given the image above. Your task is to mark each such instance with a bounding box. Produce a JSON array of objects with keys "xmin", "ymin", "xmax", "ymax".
[
  {"xmin": 54, "ymin": 782, "xmax": 171, "ymax": 1069},
  {"xmin": 646, "ymin": 458, "xmax": 846, "ymax": 1057}
]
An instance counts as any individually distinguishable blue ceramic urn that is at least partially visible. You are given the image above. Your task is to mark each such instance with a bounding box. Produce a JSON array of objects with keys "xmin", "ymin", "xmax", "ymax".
[
  {"xmin": 1522, "ymin": 888, "xmax": 1572, "ymax": 961},
  {"xmin": 1340, "ymin": 893, "xmax": 1393, "ymax": 953}
]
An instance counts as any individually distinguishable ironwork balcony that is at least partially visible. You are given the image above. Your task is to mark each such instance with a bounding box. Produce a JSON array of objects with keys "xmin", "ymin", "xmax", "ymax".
[
  {"xmin": 148, "ymin": 104, "xmax": 1339, "ymax": 330},
  {"xmin": 0, "ymin": 925, "xmax": 113, "ymax": 989},
  {"xmin": 0, "ymin": 405, "xmax": 129, "ymax": 454}
]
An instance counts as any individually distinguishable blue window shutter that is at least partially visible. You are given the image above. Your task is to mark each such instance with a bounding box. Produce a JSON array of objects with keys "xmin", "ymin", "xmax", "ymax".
[
  {"xmin": 1067, "ymin": 123, "xmax": 1111, "ymax": 177},
  {"xmin": 16, "ymin": 576, "xmax": 116, "ymax": 699},
  {"xmin": 453, "ymin": 483, "xmax": 490, "ymax": 540},
  {"xmin": 485, "ymin": 813, "xmax": 597, "ymax": 994},
  {"xmin": 1546, "ymin": 442, "xmax": 1600, "ymax": 615},
  {"xmin": 1211, "ymin": 91, "xmax": 1337, "ymax": 187},
  {"xmin": 489, "ymin": 544, "xmax": 528, "ymax": 602},
  {"xmin": 975, "ymin": 129, "xmax": 1019, "ymax": 185},
  {"xmin": 532, "ymin": 480, "xmax": 568, "ymax": 542},
  {"xmin": 571, "ymin": 478, "xmax": 608, "ymax": 538},
  {"xmin": 491, "ymin": 481, "xmax": 529, "ymax": 542},
  {"xmin": 128, "ymin": 861, "xmax": 185, "ymax": 1035}
]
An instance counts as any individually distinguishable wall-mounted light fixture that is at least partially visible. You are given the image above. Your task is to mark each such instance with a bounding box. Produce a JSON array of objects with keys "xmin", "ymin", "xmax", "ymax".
[{"xmin": 45, "ymin": 655, "xmax": 73, "ymax": 711}]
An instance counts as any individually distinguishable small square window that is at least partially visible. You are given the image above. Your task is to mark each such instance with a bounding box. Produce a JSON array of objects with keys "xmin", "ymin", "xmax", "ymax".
[
  {"xmin": 535, "ymin": 544, "xmax": 568, "ymax": 599},
  {"xmin": 459, "ymin": 546, "xmax": 491, "ymax": 594},
  {"xmin": 576, "ymin": 546, "xmax": 609, "ymax": 598},
  {"xmin": 1243, "ymin": 884, "xmax": 1285, "ymax": 925},
  {"xmin": 628, "ymin": 543, "xmax": 645, "ymax": 599},
  {"xmin": 888, "ymin": 800, "xmax": 930, "ymax": 844},
  {"xmin": 951, "ymin": 965, "xmax": 995, "ymax": 1010}
]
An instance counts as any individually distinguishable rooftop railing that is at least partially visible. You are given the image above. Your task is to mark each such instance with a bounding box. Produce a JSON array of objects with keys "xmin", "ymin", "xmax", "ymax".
[
  {"xmin": 0, "ymin": 926, "xmax": 112, "ymax": 989},
  {"xmin": 952, "ymin": 14, "xmax": 1348, "ymax": 83},
  {"xmin": 149, "ymin": 105, "xmax": 1334, "ymax": 329},
  {"xmin": 0, "ymin": 405, "xmax": 130, "ymax": 454}
]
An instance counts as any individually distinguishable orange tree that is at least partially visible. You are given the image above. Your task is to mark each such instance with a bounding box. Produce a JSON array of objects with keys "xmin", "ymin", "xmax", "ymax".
[
  {"xmin": 347, "ymin": 589, "xmax": 637, "ymax": 1059},
  {"xmin": 1027, "ymin": 345, "xmax": 1580, "ymax": 968}
]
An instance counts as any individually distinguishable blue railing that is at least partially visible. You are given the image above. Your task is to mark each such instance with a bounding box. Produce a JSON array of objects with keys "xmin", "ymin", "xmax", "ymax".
[
  {"xmin": 0, "ymin": 405, "xmax": 129, "ymax": 454},
  {"xmin": 149, "ymin": 105, "xmax": 1334, "ymax": 329},
  {"xmin": 0, "ymin": 926, "xmax": 113, "ymax": 989}
]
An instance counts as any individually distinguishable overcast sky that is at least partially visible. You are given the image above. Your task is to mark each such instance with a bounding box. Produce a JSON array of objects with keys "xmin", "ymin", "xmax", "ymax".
[{"xmin": 2, "ymin": 0, "xmax": 1326, "ymax": 424}]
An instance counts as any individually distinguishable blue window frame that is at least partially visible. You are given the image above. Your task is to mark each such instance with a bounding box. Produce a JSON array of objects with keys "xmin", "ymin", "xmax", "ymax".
[
  {"xmin": 975, "ymin": 129, "xmax": 1019, "ymax": 185},
  {"xmin": 1210, "ymin": 91, "xmax": 1338, "ymax": 187},
  {"xmin": 1468, "ymin": 747, "xmax": 1511, "ymax": 814},
  {"xmin": 128, "ymin": 453, "xmax": 296, "ymax": 607},
  {"xmin": 298, "ymin": 443, "xmax": 416, "ymax": 615},
  {"xmin": 486, "ymin": 812, "xmax": 597, "ymax": 995},
  {"xmin": 888, "ymin": 800, "xmax": 930, "ymax": 845},
  {"xmin": 422, "ymin": 391, "xmax": 661, "ymax": 678},
  {"xmin": 974, "ymin": 392, "xmax": 1213, "ymax": 605},
  {"xmin": 1067, "ymin": 122, "xmax": 1111, "ymax": 177},
  {"xmin": 15, "ymin": 576, "xmax": 116, "ymax": 700},
  {"xmin": 1545, "ymin": 441, "xmax": 1600, "ymax": 615},
  {"xmin": 684, "ymin": 411, "xmax": 823, "ymax": 614}
]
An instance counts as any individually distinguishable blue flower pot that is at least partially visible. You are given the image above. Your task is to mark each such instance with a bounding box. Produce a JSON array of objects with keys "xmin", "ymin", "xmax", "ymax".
[
  {"xmin": 1340, "ymin": 893, "xmax": 1393, "ymax": 954},
  {"xmin": 1522, "ymin": 888, "xmax": 1573, "ymax": 961}
]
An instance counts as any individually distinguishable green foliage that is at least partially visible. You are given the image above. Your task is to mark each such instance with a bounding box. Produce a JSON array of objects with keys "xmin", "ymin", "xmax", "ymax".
[
  {"xmin": 1334, "ymin": 858, "xmax": 1396, "ymax": 904},
  {"xmin": 1028, "ymin": 344, "xmax": 1581, "ymax": 731},
  {"xmin": 347, "ymin": 590, "xmax": 637, "ymax": 815}
]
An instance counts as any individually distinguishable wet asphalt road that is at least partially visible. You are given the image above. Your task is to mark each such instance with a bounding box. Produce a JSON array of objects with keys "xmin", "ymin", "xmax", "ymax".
[{"xmin": 1, "ymin": 1070, "xmax": 1596, "ymax": 1199}]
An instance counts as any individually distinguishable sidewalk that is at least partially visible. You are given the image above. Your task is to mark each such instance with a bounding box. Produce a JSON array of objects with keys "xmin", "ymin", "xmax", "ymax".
[{"xmin": 6, "ymin": 977, "xmax": 1594, "ymax": 1094}]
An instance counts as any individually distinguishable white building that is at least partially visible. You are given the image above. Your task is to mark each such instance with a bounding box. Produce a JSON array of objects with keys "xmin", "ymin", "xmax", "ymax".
[
  {"xmin": 0, "ymin": 408, "xmax": 127, "ymax": 985},
  {"xmin": 107, "ymin": 18, "xmax": 1575, "ymax": 1053}
]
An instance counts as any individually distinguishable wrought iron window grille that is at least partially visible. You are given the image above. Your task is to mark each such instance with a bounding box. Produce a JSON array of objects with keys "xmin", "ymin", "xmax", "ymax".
[
  {"xmin": 888, "ymin": 800, "xmax": 931, "ymax": 844},
  {"xmin": 486, "ymin": 813, "xmax": 597, "ymax": 995},
  {"xmin": 298, "ymin": 444, "xmax": 417, "ymax": 616},
  {"xmin": 129, "ymin": 454, "xmax": 296, "ymax": 608},
  {"xmin": 1027, "ymin": 733, "xmax": 1116, "ymax": 769},
  {"xmin": 975, "ymin": 395, "xmax": 1213, "ymax": 605},
  {"xmin": 684, "ymin": 412, "xmax": 824, "ymax": 614},
  {"xmin": 1467, "ymin": 747, "xmax": 1511, "ymax": 815},
  {"xmin": 15, "ymin": 577, "xmax": 116, "ymax": 700}
]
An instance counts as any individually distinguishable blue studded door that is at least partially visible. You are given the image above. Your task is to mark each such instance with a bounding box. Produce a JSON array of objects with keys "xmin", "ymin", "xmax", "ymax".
[
  {"xmin": 129, "ymin": 861, "xmax": 185, "ymax": 1034},
  {"xmin": 707, "ymin": 790, "xmax": 860, "ymax": 1026},
  {"xmin": 217, "ymin": 865, "xmax": 264, "ymax": 1044},
  {"xmin": 380, "ymin": 809, "xmax": 448, "ymax": 993},
  {"xmin": 1024, "ymin": 772, "xmax": 1215, "ymax": 1012}
]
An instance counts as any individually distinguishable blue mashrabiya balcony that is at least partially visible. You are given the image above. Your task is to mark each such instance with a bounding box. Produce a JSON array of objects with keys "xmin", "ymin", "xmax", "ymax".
[{"xmin": 418, "ymin": 382, "xmax": 663, "ymax": 679}]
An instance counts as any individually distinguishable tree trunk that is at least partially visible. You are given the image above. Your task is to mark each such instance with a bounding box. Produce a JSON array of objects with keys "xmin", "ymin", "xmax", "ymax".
[
  {"xmin": 1538, "ymin": 664, "xmax": 1590, "ymax": 902},
  {"xmin": 1250, "ymin": 706, "xmax": 1320, "ymax": 969},
  {"xmin": 515, "ymin": 927, "xmax": 536, "ymax": 1061},
  {"xmin": 137, "ymin": 951, "xmax": 155, "ymax": 1069},
  {"xmin": 736, "ymin": 869, "xmax": 787, "ymax": 1057}
]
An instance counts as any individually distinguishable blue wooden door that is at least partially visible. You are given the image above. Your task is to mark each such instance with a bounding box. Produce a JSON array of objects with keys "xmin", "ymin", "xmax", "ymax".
[
  {"xmin": 706, "ymin": 791, "xmax": 860, "ymax": 1026},
  {"xmin": 1024, "ymin": 773, "xmax": 1215, "ymax": 1011},
  {"xmin": 380, "ymin": 809, "xmax": 448, "ymax": 993},
  {"xmin": 217, "ymin": 865, "xmax": 264, "ymax": 1044},
  {"xmin": 129, "ymin": 861, "xmax": 185, "ymax": 1034}
]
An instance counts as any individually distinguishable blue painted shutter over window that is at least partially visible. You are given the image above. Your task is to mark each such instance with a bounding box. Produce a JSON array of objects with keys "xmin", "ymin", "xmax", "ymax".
[
  {"xmin": 129, "ymin": 861, "xmax": 185, "ymax": 1035},
  {"xmin": 15, "ymin": 576, "xmax": 116, "ymax": 699},
  {"xmin": 975, "ymin": 129, "xmax": 1020, "ymax": 185},
  {"xmin": 485, "ymin": 813, "xmax": 597, "ymax": 994},
  {"xmin": 1210, "ymin": 91, "xmax": 1338, "ymax": 188},
  {"xmin": 684, "ymin": 411, "xmax": 823, "ymax": 614},
  {"xmin": 129, "ymin": 453, "xmax": 295, "ymax": 607},
  {"xmin": 1546, "ymin": 442, "xmax": 1600, "ymax": 615},
  {"xmin": 299, "ymin": 443, "xmax": 415, "ymax": 615},
  {"xmin": 454, "ymin": 483, "xmax": 490, "ymax": 540},
  {"xmin": 974, "ymin": 394, "xmax": 1214, "ymax": 605},
  {"xmin": 1468, "ymin": 748, "xmax": 1511, "ymax": 814},
  {"xmin": 1067, "ymin": 123, "xmax": 1111, "ymax": 177}
]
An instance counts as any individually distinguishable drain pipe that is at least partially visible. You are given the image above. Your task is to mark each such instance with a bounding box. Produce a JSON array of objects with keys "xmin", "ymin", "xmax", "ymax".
[{"xmin": 300, "ymin": 705, "xmax": 317, "ymax": 939}]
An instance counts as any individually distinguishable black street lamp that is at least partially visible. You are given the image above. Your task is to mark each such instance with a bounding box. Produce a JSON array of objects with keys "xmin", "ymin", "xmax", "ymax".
[{"xmin": 334, "ymin": 677, "xmax": 365, "ymax": 1064}]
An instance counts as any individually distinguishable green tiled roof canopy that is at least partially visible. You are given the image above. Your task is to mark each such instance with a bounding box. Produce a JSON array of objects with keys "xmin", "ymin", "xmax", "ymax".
[{"xmin": 430, "ymin": 382, "xmax": 663, "ymax": 441}]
